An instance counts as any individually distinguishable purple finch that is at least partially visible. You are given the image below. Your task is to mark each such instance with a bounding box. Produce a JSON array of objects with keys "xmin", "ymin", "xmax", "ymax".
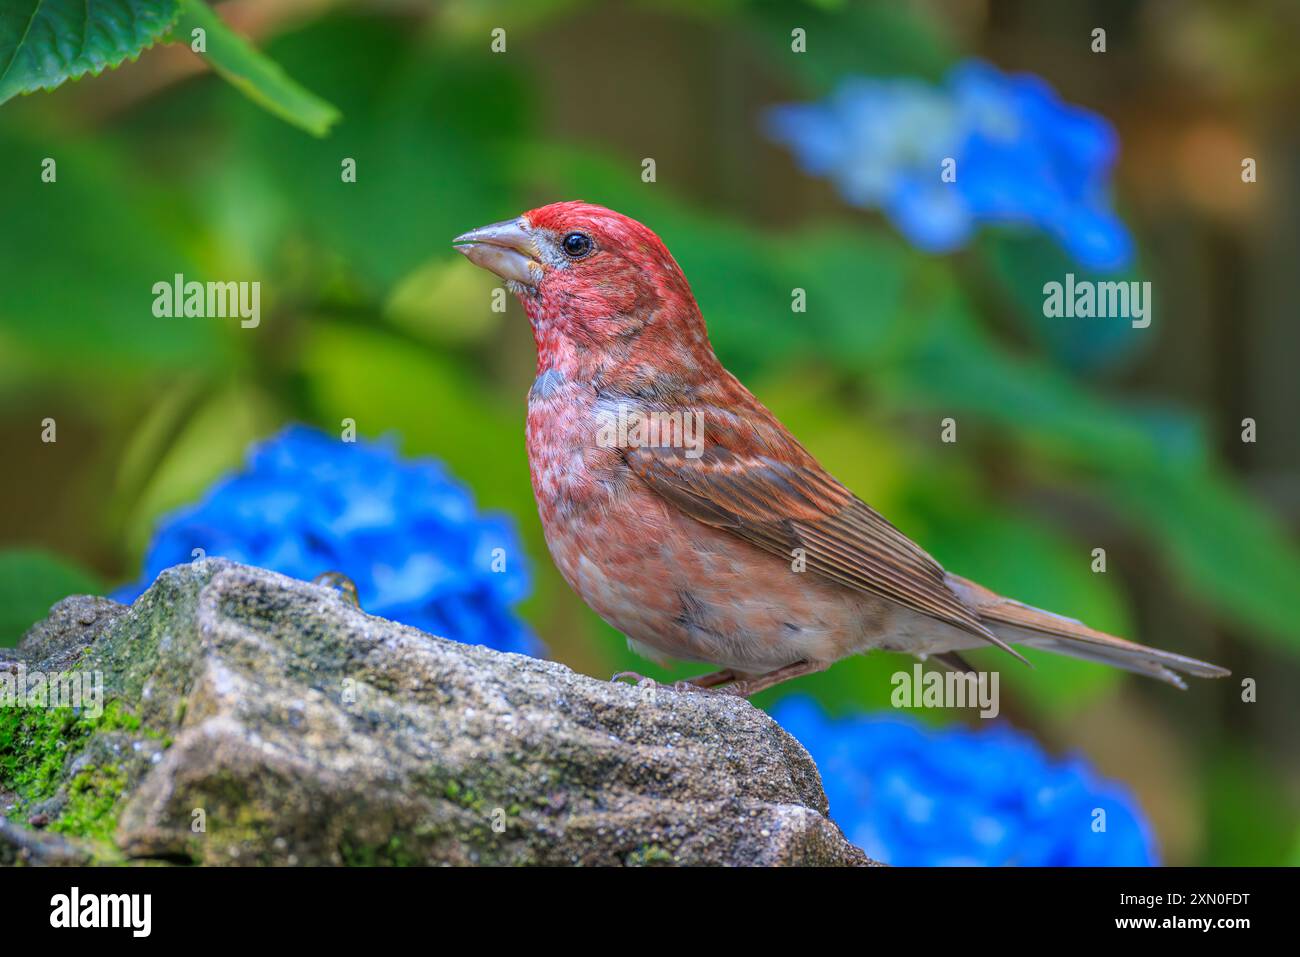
[{"xmin": 454, "ymin": 202, "xmax": 1228, "ymax": 697}]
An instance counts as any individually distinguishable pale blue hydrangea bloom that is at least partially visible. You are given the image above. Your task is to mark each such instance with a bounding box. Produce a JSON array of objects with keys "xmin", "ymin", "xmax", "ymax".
[{"xmin": 765, "ymin": 61, "xmax": 1133, "ymax": 270}]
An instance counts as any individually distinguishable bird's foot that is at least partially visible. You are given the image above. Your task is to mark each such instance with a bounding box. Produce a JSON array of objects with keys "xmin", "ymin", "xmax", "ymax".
[
  {"xmin": 614, "ymin": 663, "xmax": 823, "ymax": 698},
  {"xmin": 611, "ymin": 671, "xmax": 657, "ymax": 688},
  {"xmin": 657, "ymin": 668, "xmax": 738, "ymax": 693},
  {"xmin": 681, "ymin": 668, "xmax": 736, "ymax": 689},
  {"xmin": 710, "ymin": 660, "xmax": 828, "ymax": 698},
  {"xmin": 665, "ymin": 680, "xmax": 715, "ymax": 695},
  {"xmin": 612, "ymin": 669, "xmax": 737, "ymax": 695}
]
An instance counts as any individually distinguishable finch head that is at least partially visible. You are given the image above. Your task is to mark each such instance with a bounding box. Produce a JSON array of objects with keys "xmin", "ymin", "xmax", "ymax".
[{"xmin": 454, "ymin": 202, "xmax": 713, "ymax": 375}]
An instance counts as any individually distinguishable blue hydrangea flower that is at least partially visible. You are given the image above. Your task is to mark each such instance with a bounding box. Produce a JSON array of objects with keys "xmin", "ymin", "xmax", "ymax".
[
  {"xmin": 115, "ymin": 426, "xmax": 541, "ymax": 657},
  {"xmin": 772, "ymin": 697, "xmax": 1158, "ymax": 866},
  {"xmin": 765, "ymin": 60, "xmax": 1133, "ymax": 270}
]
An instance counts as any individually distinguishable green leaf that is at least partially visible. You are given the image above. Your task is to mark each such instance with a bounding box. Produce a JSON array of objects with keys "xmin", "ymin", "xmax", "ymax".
[
  {"xmin": 0, "ymin": 0, "xmax": 179, "ymax": 104},
  {"xmin": 0, "ymin": 549, "xmax": 103, "ymax": 646},
  {"xmin": 168, "ymin": 0, "xmax": 339, "ymax": 137}
]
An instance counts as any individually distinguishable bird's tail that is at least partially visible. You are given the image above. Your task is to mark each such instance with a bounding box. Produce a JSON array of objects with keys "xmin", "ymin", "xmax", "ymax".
[{"xmin": 945, "ymin": 574, "xmax": 1230, "ymax": 689}]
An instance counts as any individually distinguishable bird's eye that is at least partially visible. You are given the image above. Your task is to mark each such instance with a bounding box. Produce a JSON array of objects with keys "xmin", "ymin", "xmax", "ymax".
[{"xmin": 561, "ymin": 232, "xmax": 593, "ymax": 259}]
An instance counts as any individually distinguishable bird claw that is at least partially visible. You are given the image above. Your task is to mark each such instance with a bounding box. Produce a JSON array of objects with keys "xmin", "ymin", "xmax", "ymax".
[
  {"xmin": 668, "ymin": 680, "xmax": 712, "ymax": 694},
  {"xmin": 611, "ymin": 671, "xmax": 655, "ymax": 687},
  {"xmin": 611, "ymin": 672, "xmax": 725, "ymax": 696}
]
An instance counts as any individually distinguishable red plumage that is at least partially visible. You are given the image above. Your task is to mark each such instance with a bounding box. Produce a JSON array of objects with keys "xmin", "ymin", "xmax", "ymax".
[{"xmin": 453, "ymin": 202, "xmax": 1228, "ymax": 696}]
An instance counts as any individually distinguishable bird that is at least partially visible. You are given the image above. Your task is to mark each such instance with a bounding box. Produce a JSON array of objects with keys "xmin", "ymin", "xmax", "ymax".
[{"xmin": 453, "ymin": 201, "xmax": 1229, "ymax": 697}]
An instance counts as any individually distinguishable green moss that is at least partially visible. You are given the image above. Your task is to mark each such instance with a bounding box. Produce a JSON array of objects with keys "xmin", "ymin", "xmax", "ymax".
[
  {"xmin": 0, "ymin": 707, "xmax": 84, "ymax": 802},
  {"xmin": 443, "ymin": 778, "xmax": 487, "ymax": 813},
  {"xmin": 626, "ymin": 844, "xmax": 675, "ymax": 866},
  {"xmin": 0, "ymin": 697, "xmax": 162, "ymax": 822},
  {"xmin": 50, "ymin": 763, "xmax": 128, "ymax": 842},
  {"xmin": 339, "ymin": 834, "xmax": 420, "ymax": 867},
  {"xmin": 0, "ymin": 697, "xmax": 139, "ymax": 796}
]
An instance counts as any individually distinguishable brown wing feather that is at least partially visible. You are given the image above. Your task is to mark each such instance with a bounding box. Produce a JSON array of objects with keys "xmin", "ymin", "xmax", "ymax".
[{"xmin": 625, "ymin": 440, "xmax": 1025, "ymax": 661}]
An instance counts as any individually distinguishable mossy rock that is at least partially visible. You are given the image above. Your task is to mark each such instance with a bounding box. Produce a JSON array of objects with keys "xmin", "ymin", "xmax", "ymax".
[{"xmin": 1, "ymin": 560, "xmax": 873, "ymax": 866}]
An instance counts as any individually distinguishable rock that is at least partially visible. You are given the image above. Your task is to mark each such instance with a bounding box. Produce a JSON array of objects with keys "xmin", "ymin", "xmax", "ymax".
[
  {"xmin": 6, "ymin": 595, "xmax": 127, "ymax": 673},
  {"xmin": 0, "ymin": 559, "xmax": 874, "ymax": 866}
]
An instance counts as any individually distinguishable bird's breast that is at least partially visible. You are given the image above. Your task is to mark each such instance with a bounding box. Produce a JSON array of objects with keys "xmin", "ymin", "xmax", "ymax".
[
  {"xmin": 522, "ymin": 373, "xmax": 873, "ymax": 671},
  {"xmin": 525, "ymin": 372, "xmax": 627, "ymax": 523}
]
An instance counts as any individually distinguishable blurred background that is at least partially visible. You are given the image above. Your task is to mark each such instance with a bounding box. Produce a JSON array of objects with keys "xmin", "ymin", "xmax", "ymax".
[{"xmin": 1, "ymin": 0, "xmax": 1297, "ymax": 865}]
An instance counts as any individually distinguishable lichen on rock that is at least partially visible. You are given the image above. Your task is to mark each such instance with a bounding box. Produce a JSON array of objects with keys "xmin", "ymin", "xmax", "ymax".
[{"xmin": 1, "ymin": 559, "xmax": 873, "ymax": 866}]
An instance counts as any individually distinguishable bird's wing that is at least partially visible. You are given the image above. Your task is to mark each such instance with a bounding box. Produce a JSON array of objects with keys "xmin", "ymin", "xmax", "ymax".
[{"xmin": 624, "ymin": 429, "xmax": 1024, "ymax": 660}]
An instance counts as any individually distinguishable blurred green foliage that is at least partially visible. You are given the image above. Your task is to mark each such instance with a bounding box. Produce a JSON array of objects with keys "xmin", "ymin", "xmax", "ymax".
[{"xmin": 0, "ymin": 0, "xmax": 1295, "ymax": 864}]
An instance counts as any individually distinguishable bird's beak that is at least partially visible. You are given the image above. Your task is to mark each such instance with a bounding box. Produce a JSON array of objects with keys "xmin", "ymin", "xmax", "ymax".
[{"xmin": 452, "ymin": 217, "xmax": 543, "ymax": 288}]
